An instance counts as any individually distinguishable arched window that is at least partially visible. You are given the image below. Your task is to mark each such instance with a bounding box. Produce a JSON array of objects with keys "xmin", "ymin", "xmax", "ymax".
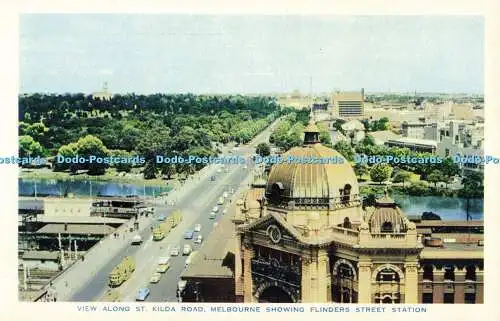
[
  {"xmin": 465, "ymin": 265, "xmax": 476, "ymax": 281},
  {"xmin": 423, "ymin": 265, "xmax": 434, "ymax": 281},
  {"xmin": 444, "ymin": 266, "xmax": 455, "ymax": 281},
  {"xmin": 343, "ymin": 217, "xmax": 352, "ymax": 229},
  {"xmin": 376, "ymin": 268, "xmax": 400, "ymax": 282},
  {"xmin": 270, "ymin": 183, "xmax": 283, "ymax": 205},
  {"xmin": 341, "ymin": 184, "xmax": 352, "ymax": 204},
  {"xmin": 381, "ymin": 221, "xmax": 393, "ymax": 233}
]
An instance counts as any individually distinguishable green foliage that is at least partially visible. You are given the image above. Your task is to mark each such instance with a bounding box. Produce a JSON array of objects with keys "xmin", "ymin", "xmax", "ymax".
[
  {"xmin": 369, "ymin": 163, "xmax": 393, "ymax": 183},
  {"xmin": 392, "ymin": 170, "xmax": 412, "ymax": 186},
  {"xmin": 354, "ymin": 163, "xmax": 369, "ymax": 179},
  {"xmin": 19, "ymin": 135, "xmax": 44, "ymax": 159},
  {"xmin": 333, "ymin": 141, "xmax": 355, "ymax": 161},
  {"xmin": 256, "ymin": 143, "xmax": 271, "ymax": 157}
]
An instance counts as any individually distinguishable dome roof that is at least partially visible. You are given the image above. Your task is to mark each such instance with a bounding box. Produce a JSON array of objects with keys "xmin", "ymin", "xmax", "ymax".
[
  {"xmin": 265, "ymin": 143, "xmax": 359, "ymax": 203},
  {"xmin": 368, "ymin": 194, "xmax": 408, "ymax": 233}
]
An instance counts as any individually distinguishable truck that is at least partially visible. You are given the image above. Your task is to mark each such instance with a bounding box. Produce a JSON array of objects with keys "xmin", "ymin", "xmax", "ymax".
[
  {"xmin": 167, "ymin": 209, "xmax": 183, "ymax": 227},
  {"xmin": 109, "ymin": 256, "xmax": 135, "ymax": 287},
  {"xmin": 152, "ymin": 221, "xmax": 173, "ymax": 241}
]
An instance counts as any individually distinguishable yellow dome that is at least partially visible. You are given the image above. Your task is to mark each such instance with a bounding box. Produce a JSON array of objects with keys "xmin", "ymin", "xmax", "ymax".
[{"xmin": 265, "ymin": 143, "xmax": 359, "ymax": 205}]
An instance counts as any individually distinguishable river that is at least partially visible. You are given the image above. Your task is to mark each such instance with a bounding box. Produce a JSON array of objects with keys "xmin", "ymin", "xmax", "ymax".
[
  {"xmin": 19, "ymin": 178, "xmax": 172, "ymax": 197},
  {"xmin": 18, "ymin": 179, "xmax": 483, "ymax": 220}
]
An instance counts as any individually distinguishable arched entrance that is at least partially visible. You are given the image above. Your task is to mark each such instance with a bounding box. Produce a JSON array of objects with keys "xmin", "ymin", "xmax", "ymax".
[{"xmin": 258, "ymin": 286, "xmax": 294, "ymax": 303}]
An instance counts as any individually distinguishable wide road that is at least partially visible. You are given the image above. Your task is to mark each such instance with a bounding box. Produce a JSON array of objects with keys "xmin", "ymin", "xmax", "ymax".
[
  {"xmin": 70, "ymin": 118, "xmax": 278, "ymax": 302},
  {"xmin": 120, "ymin": 160, "xmax": 253, "ymax": 302}
]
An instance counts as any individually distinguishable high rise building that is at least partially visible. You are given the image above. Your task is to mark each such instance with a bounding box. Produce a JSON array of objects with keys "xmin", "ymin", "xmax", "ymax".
[{"xmin": 332, "ymin": 90, "xmax": 364, "ymax": 118}]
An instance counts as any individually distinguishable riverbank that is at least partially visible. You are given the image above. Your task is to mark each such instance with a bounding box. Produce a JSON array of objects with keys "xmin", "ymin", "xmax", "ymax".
[{"xmin": 19, "ymin": 168, "xmax": 176, "ymax": 188}]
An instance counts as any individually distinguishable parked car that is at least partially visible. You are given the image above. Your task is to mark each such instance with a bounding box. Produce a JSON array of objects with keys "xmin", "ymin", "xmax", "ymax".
[
  {"xmin": 194, "ymin": 224, "xmax": 202, "ymax": 232},
  {"xmin": 183, "ymin": 244, "xmax": 193, "ymax": 255},
  {"xmin": 194, "ymin": 235, "xmax": 203, "ymax": 244},
  {"xmin": 223, "ymin": 192, "xmax": 228, "ymax": 198},
  {"xmin": 212, "ymin": 206, "xmax": 219, "ymax": 212},
  {"xmin": 209, "ymin": 212, "xmax": 216, "ymax": 219},
  {"xmin": 157, "ymin": 215, "xmax": 166, "ymax": 221},
  {"xmin": 150, "ymin": 272, "xmax": 162, "ymax": 284},
  {"xmin": 135, "ymin": 288, "xmax": 150, "ymax": 301},
  {"xmin": 170, "ymin": 245, "xmax": 180, "ymax": 256},
  {"xmin": 222, "ymin": 209, "xmax": 228, "ymax": 215}
]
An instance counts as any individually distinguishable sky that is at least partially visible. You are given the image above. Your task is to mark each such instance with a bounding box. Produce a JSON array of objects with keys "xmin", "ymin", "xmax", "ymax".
[{"xmin": 19, "ymin": 15, "xmax": 484, "ymax": 95}]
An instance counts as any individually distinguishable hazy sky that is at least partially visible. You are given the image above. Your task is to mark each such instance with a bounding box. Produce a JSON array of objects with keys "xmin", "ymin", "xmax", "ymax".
[{"xmin": 20, "ymin": 15, "xmax": 484, "ymax": 94}]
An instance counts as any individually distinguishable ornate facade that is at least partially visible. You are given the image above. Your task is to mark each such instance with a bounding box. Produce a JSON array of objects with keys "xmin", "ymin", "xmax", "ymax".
[{"xmin": 232, "ymin": 121, "xmax": 483, "ymax": 304}]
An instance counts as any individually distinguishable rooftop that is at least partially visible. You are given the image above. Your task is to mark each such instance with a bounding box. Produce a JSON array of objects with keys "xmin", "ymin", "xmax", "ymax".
[
  {"xmin": 387, "ymin": 137, "xmax": 438, "ymax": 147},
  {"xmin": 369, "ymin": 130, "xmax": 401, "ymax": 143},
  {"xmin": 36, "ymin": 223, "xmax": 115, "ymax": 235},
  {"xmin": 22, "ymin": 250, "xmax": 60, "ymax": 261},
  {"xmin": 181, "ymin": 210, "xmax": 236, "ymax": 279},
  {"xmin": 420, "ymin": 242, "xmax": 483, "ymax": 259},
  {"xmin": 36, "ymin": 215, "xmax": 127, "ymax": 225}
]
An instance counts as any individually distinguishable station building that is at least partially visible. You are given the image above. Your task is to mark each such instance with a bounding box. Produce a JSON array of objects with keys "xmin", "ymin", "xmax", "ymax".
[{"xmin": 181, "ymin": 120, "xmax": 484, "ymax": 304}]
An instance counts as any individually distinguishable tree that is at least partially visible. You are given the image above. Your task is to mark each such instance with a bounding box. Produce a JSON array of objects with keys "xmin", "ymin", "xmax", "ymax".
[
  {"xmin": 143, "ymin": 160, "xmax": 157, "ymax": 179},
  {"xmin": 392, "ymin": 170, "xmax": 412, "ymax": 187},
  {"xmin": 19, "ymin": 135, "xmax": 44, "ymax": 159},
  {"xmin": 370, "ymin": 163, "xmax": 393, "ymax": 184},
  {"xmin": 256, "ymin": 143, "xmax": 271, "ymax": 157},
  {"xmin": 333, "ymin": 141, "xmax": 355, "ymax": 161},
  {"xmin": 54, "ymin": 142, "xmax": 79, "ymax": 172},
  {"xmin": 75, "ymin": 135, "xmax": 110, "ymax": 175},
  {"xmin": 111, "ymin": 150, "xmax": 133, "ymax": 172},
  {"xmin": 360, "ymin": 135, "xmax": 375, "ymax": 146},
  {"xmin": 354, "ymin": 163, "xmax": 369, "ymax": 180},
  {"xmin": 427, "ymin": 170, "xmax": 444, "ymax": 187}
]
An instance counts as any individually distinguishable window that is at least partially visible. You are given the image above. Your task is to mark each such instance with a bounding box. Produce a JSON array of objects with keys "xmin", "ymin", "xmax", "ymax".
[
  {"xmin": 422, "ymin": 293, "xmax": 433, "ymax": 303},
  {"xmin": 465, "ymin": 266, "xmax": 476, "ymax": 281},
  {"xmin": 381, "ymin": 221, "xmax": 393, "ymax": 233},
  {"xmin": 343, "ymin": 217, "xmax": 352, "ymax": 229},
  {"xmin": 444, "ymin": 266, "xmax": 455, "ymax": 281},
  {"xmin": 464, "ymin": 293, "xmax": 476, "ymax": 304},
  {"xmin": 423, "ymin": 265, "xmax": 433, "ymax": 281},
  {"xmin": 443, "ymin": 293, "xmax": 454, "ymax": 304},
  {"xmin": 445, "ymin": 148, "xmax": 450, "ymax": 157},
  {"xmin": 341, "ymin": 184, "xmax": 352, "ymax": 204}
]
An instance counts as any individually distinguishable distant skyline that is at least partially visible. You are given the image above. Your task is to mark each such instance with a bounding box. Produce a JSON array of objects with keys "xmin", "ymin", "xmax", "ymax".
[{"xmin": 20, "ymin": 15, "xmax": 484, "ymax": 95}]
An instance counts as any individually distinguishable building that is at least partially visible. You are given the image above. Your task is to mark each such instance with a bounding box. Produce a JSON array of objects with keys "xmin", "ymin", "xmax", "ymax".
[
  {"xmin": 368, "ymin": 130, "xmax": 402, "ymax": 146},
  {"xmin": 436, "ymin": 121, "xmax": 484, "ymax": 172},
  {"xmin": 21, "ymin": 251, "xmax": 60, "ymax": 271},
  {"xmin": 180, "ymin": 122, "xmax": 483, "ymax": 304},
  {"xmin": 401, "ymin": 121, "xmax": 438, "ymax": 141},
  {"xmin": 92, "ymin": 82, "xmax": 112, "ymax": 101},
  {"xmin": 385, "ymin": 137, "xmax": 438, "ymax": 154},
  {"xmin": 332, "ymin": 90, "xmax": 364, "ymax": 118},
  {"xmin": 44, "ymin": 198, "xmax": 93, "ymax": 217},
  {"xmin": 340, "ymin": 119, "xmax": 366, "ymax": 144}
]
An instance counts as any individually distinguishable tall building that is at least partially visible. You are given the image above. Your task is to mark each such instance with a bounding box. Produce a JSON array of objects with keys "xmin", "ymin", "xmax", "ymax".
[
  {"xmin": 332, "ymin": 90, "xmax": 364, "ymax": 118},
  {"xmin": 180, "ymin": 122, "xmax": 483, "ymax": 304}
]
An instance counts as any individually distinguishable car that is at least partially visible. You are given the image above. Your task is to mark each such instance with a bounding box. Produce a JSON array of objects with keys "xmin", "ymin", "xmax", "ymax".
[
  {"xmin": 194, "ymin": 224, "xmax": 202, "ymax": 232},
  {"xmin": 217, "ymin": 197, "xmax": 224, "ymax": 205},
  {"xmin": 183, "ymin": 230, "xmax": 194, "ymax": 239},
  {"xmin": 212, "ymin": 206, "xmax": 219, "ymax": 212},
  {"xmin": 223, "ymin": 192, "xmax": 228, "ymax": 198},
  {"xmin": 150, "ymin": 272, "xmax": 162, "ymax": 284},
  {"xmin": 194, "ymin": 235, "xmax": 203, "ymax": 244},
  {"xmin": 243, "ymin": 165, "xmax": 248, "ymax": 169},
  {"xmin": 135, "ymin": 288, "xmax": 150, "ymax": 301},
  {"xmin": 170, "ymin": 245, "xmax": 180, "ymax": 256},
  {"xmin": 183, "ymin": 244, "xmax": 192, "ymax": 255},
  {"xmin": 209, "ymin": 212, "xmax": 216, "ymax": 219},
  {"xmin": 210, "ymin": 176, "xmax": 216, "ymax": 181},
  {"xmin": 222, "ymin": 209, "xmax": 228, "ymax": 215},
  {"xmin": 157, "ymin": 215, "xmax": 166, "ymax": 221}
]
